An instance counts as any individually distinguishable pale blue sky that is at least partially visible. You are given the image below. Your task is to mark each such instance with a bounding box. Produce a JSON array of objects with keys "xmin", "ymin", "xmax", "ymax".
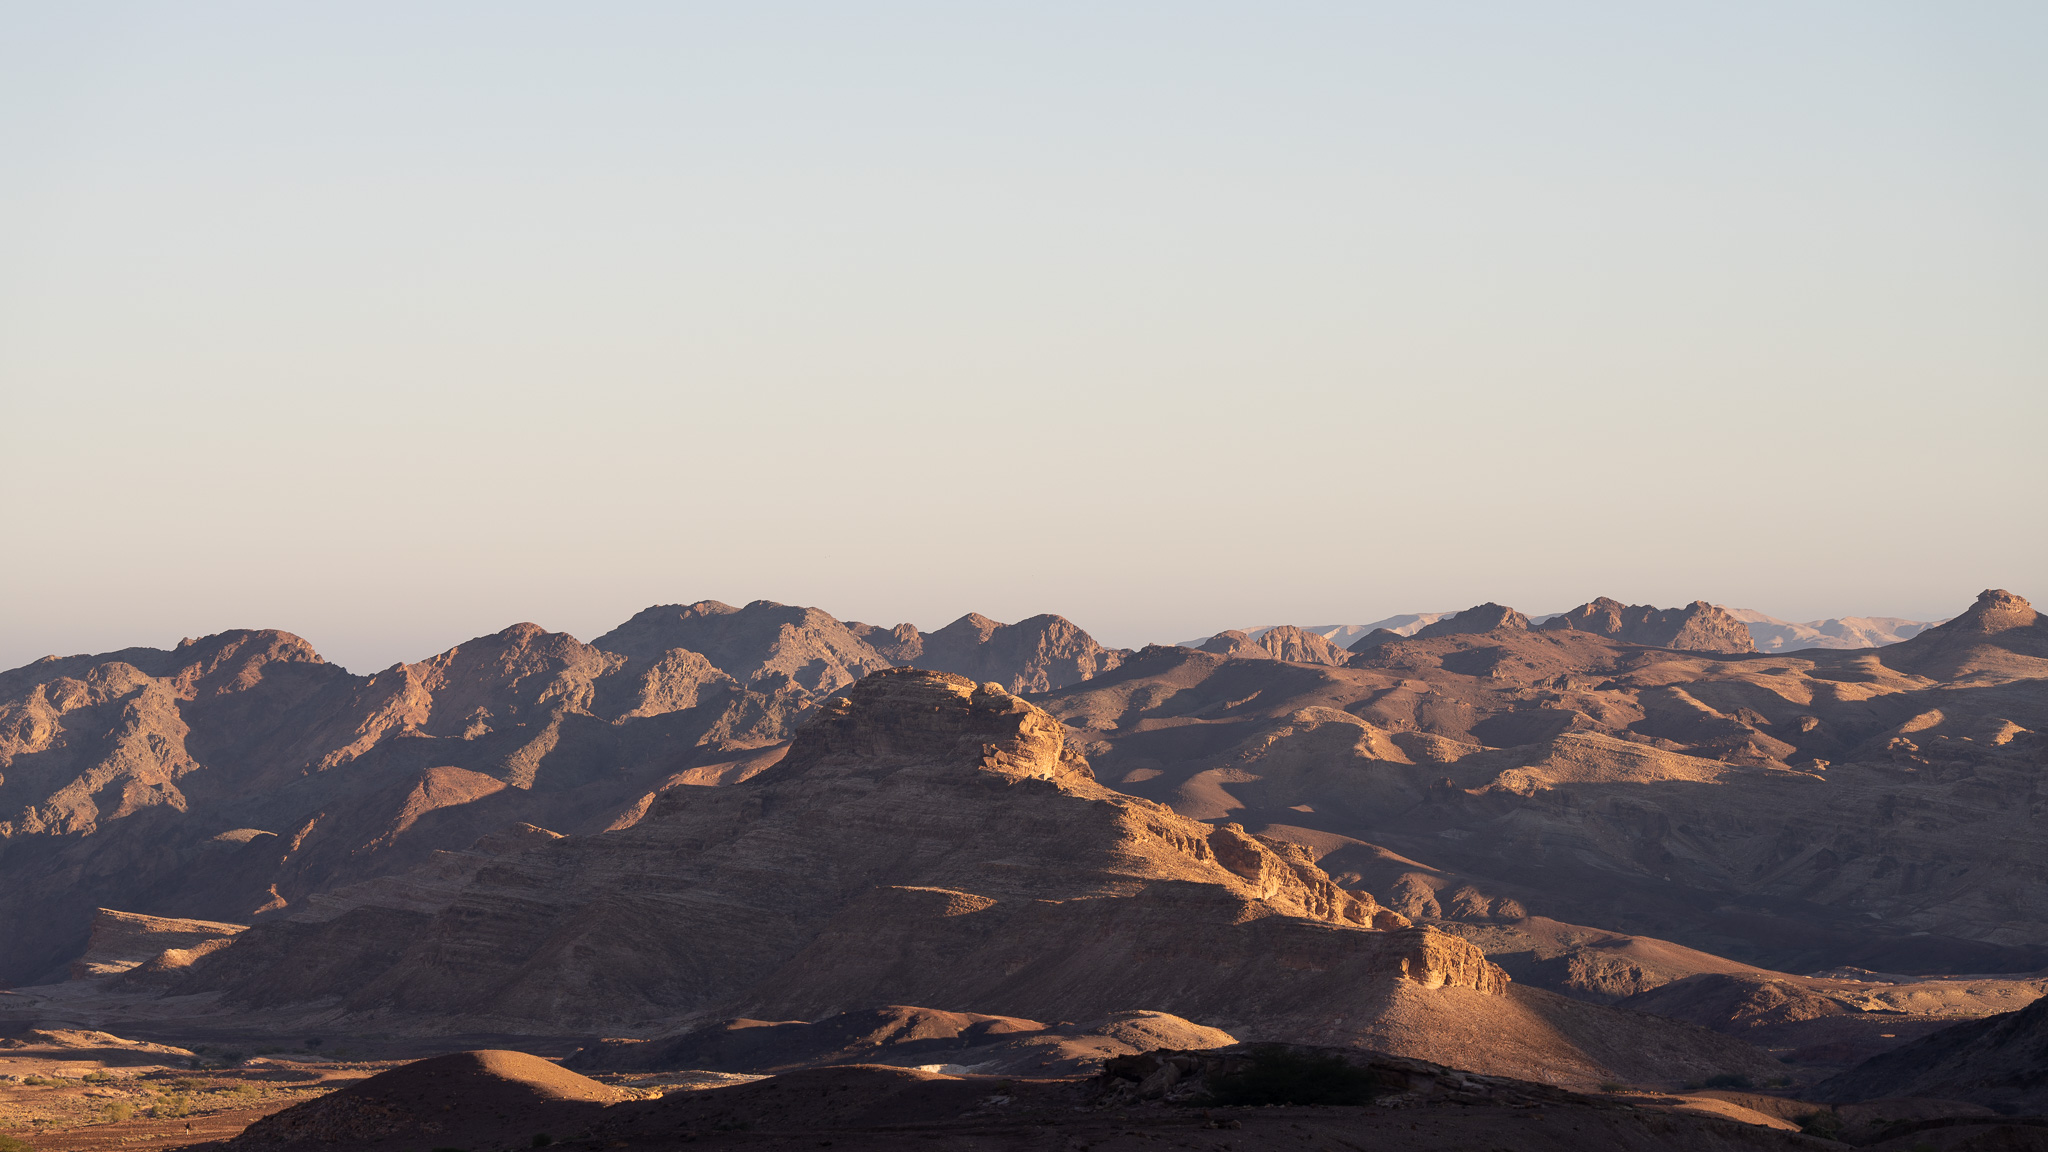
[{"xmin": 3, "ymin": 3, "xmax": 2043, "ymax": 672}]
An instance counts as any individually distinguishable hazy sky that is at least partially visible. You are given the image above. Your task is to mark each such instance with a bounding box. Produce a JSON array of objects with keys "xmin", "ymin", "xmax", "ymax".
[{"xmin": 3, "ymin": 2, "xmax": 2043, "ymax": 673}]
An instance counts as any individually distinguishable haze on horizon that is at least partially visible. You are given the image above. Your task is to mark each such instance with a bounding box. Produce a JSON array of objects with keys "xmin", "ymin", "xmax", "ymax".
[{"xmin": 3, "ymin": 2, "xmax": 2043, "ymax": 675}]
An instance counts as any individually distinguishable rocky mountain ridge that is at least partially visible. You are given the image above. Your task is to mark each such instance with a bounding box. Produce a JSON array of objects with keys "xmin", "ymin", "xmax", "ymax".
[
  {"xmin": 7, "ymin": 588, "xmax": 2042, "ymax": 1097},
  {"xmin": 0, "ymin": 601, "xmax": 1121, "ymax": 985},
  {"xmin": 116, "ymin": 669, "xmax": 1780, "ymax": 1088}
]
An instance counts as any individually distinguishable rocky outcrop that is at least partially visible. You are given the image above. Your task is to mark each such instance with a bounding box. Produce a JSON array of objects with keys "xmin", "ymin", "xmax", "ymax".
[
  {"xmin": 1539, "ymin": 599, "xmax": 1754, "ymax": 654},
  {"xmin": 1199, "ymin": 626, "xmax": 1347, "ymax": 666},
  {"xmin": 1879, "ymin": 589, "xmax": 2048, "ymax": 680}
]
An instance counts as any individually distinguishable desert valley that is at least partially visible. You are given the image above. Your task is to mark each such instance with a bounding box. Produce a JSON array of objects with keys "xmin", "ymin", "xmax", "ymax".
[{"xmin": 0, "ymin": 589, "xmax": 2042, "ymax": 1149}]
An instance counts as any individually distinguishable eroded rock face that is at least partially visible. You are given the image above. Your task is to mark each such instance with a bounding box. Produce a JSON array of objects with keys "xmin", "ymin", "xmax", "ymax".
[
  {"xmin": 1539, "ymin": 598, "xmax": 1755, "ymax": 654},
  {"xmin": 178, "ymin": 670, "xmax": 1503, "ymax": 1037}
]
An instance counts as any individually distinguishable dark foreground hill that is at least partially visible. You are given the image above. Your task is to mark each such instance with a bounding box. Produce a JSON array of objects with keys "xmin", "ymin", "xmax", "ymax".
[
  {"xmin": 1817, "ymin": 990, "xmax": 2048, "ymax": 1114},
  {"xmin": 223, "ymin": 1045, "xmax": 1819, "ymax": 1152}
]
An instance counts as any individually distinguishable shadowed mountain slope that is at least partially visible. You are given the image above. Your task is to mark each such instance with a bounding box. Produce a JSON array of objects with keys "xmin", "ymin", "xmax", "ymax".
[
  {"xmin": 226, "ymin": 1045, "xmax": 1820, "ymax": 1152},
  {"xmin": 1817, "ymin": 992, "xmax": 2048, "ymax": 1113}
]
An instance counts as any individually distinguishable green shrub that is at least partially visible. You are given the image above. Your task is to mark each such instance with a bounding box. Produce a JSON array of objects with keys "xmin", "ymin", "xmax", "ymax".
[
  {"xmin": 1702, "ymin": 1073, "xmax": 1753, "ymax": 1089},
  {"xmin": 102, "ymin": 1101, "xmax": 135, "ymax": 1123},
  {"xmin": 0, "ymin": 1134, "xmax": 33, "ymax": 1152},
  {"xmin": 1203, "ymin": 1047, "xmax": 1401, "ymax": 1107},
  {"xmin": 153, "ymin": 1094, "xmax": 191, "ymax": 1119}
]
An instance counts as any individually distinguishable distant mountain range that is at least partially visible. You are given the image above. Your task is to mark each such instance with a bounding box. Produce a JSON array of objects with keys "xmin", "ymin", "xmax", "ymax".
[
  {"xmin": 1186, "ymin": 607, "xmax": 1944, "ymax": 653},
  {"xmin": 5, "ymin": 587, "xmax": 2043, "ymax": 1122}
]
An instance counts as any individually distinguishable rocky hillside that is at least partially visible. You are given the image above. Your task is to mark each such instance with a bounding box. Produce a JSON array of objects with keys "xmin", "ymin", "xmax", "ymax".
[
  {"xmin": 0, "ymin": 601, "xmax": 1122, "ymax": 985},
  {"xmin": 155, "ymin": 669, "xmax": 1777, "ymax": 1088},
  {"xmin": 1044, "ymin": 590, "xmax": 2048, "ymax": 984},
  {"xmin": 173, "ymin": 670, "xmax": 1429, "ymax": 1024},
  {"xmin": 1537, "ymin": 598, "xmax": 1754, "ymax": 653},
  {"xmin": 1814, "ymin": 989, "xmax": 2048, "ymax": 1113}
]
